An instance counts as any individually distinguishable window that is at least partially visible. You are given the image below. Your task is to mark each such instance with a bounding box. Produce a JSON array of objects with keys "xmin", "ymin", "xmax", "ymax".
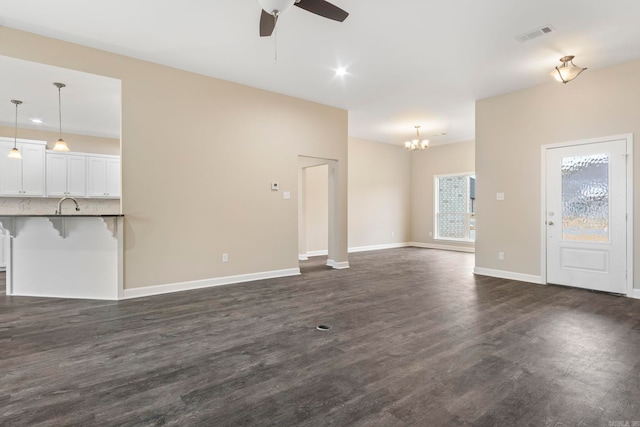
[{"xmin": 435, "ymin": 173, "xmax": 475, "ymax": 242}]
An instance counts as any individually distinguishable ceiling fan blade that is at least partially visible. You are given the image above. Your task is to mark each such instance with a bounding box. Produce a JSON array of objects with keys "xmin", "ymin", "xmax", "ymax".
[
  {"xmin": 260, "ymin": 9, "xmax": 277, "ymax": 37},
  {"xmin": 294, "ymin": 0, "xmax": 349, "ymax": 22}
]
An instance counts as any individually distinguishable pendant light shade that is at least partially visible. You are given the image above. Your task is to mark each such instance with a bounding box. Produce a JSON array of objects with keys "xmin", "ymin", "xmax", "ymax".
[
  {"xmin": 404, "ymin": 125, "xmax": 429, "ymax": 151},
  {"xmin": 8, "ymin": 99, "xmax": 23, "ymax": 160},
  {"xmin": 53, "ymin": 82, "xmax": 70, "ymax": 152},
  {"xmin": 551, "ymin": 56, "xmax": 587, "ymax": 84},
  {"xmin": 53, "ymin": 139, "xmax": 69, "ymax": 151}
]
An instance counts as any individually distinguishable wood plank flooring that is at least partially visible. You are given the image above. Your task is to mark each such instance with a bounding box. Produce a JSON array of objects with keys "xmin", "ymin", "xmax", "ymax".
[{"xmin": 2, "ymin": 248, "xmax": 640, "ymax": 426}]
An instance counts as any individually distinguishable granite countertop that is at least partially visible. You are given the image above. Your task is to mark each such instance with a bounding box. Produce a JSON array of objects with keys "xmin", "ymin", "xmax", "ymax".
[{"xmin": 0, "ymin": 214, "xmax": 124, "ymax": 217}]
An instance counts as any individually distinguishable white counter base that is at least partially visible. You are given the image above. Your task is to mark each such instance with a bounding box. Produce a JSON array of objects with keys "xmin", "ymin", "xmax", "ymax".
[{"xmin": 4, "ymin": 216, "xmax": 123, "ymax": 300}]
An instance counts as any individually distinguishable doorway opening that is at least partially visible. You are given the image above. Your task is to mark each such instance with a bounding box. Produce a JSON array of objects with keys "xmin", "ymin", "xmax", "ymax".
[{"xmin": 298, "ymin": 156, "xmax": 347, "ymax": 272}]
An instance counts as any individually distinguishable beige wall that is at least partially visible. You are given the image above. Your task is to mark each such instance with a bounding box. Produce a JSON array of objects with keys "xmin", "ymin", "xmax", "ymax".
[
  {"xmin": 476, "ymin": 59, "xmax": 640, "ymax": 287},
  {"xmin": 1, "ymin": 27, "xmax": 349, "ymax": 289},
  {"xmin": 348, "ymin": 137, "xmax": 411, "ymax": 248},
  {"xmin": 0, "ymin": 125, "xmax": 119, "ymax": 155},
  {"xmin": 411, "ymin": 140, "xmax": 475, "ymax": 249},
  {"xmin": 304, "ymin": 164, "xmax": 328, "ymax": 253}
]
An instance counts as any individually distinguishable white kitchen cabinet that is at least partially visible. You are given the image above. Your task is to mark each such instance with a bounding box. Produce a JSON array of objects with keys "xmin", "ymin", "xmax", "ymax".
[
  {"xmin": 88, "ymin": 156, "xmax": 120, "ymax": 198},
  {"xmin": 0, "ymin": 138, "xmax": 46, "ymax": 197},
  {"xmin": 46, "ymin": 152, "xmax": 87, "ymax": 197}
]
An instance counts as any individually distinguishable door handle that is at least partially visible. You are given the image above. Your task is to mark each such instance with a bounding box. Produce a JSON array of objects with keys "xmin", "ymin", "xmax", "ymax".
[{"xmin": 548, "ymin": 221, "xmax": 554, "ymax": 225}]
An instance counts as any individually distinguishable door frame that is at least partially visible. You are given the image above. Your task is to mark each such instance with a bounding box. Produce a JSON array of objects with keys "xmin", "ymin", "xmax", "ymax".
[
  {"xmin": 298, "ymin": 155, "xmax": 348, "ymax": 269},
  {"xmin": 540, "ymin": 133, "xmax": 633, "ymax": 296}
]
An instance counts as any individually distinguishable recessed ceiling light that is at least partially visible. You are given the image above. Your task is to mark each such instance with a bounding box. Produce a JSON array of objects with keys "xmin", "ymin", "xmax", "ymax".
[
  {"xmin": 335, "ymin": 67, "xmax": 347, "ymax": 77},
  {"xmin": 31, "ymin": 118, "xmax": 43, "ymax": 124}
]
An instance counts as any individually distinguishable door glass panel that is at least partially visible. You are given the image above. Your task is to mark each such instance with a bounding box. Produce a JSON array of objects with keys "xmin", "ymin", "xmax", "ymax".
[{"xmin": 561, "ymin": 153, "xmax": 609, "ymax": 242}]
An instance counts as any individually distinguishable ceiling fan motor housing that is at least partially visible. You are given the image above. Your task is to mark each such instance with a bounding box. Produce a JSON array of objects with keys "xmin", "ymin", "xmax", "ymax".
[{"xmin": 257, "ymin": 0, "xmax": 295, "ymax": 14}]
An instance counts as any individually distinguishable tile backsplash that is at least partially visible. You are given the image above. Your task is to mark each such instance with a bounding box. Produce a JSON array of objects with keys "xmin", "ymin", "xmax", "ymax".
[{"xmin": 0, "ymin": 198, "xmax": 121, "ymax": 215}]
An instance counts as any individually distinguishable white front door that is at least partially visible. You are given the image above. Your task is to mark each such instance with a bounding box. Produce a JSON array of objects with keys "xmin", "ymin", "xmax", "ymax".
[{"xmin": 546, "ymin": 138, "xmax": 628, "ymax": 293}]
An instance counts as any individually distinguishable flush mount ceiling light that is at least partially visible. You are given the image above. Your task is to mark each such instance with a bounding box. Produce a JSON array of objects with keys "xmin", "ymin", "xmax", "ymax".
[
  {"xmin": 8, "ymin": 99, "xmax": 23, "ymax": 159},
  {"xmin": 53, "ymin": 82, "xmax": 70, "ymax": 152},
  {"xmin": 551, "ymin": 55, "xmax": 587, "ymax": 84},
  {"xmin": 404, "ymin": 125, "xmax": 429, "ymax": 151}
]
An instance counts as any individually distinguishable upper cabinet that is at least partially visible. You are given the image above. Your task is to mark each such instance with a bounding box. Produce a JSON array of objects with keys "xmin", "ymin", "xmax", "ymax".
[
  {"xmin": 0, "ymin": 138, "xmax": 46, "ymax": 197},
  {"xmin": 87, "ymin": 155, "xmax": 121, "ymax": 198},
  {"xmin": 0, "ymin": 138, "xmax": 120, "ymax": 199},
  {"xmin": 46, "ymin": 152, "xmax": 87, "ymax": 197}
]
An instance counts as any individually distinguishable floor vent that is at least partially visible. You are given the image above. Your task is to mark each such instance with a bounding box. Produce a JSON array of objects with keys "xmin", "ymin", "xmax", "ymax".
[{"xmin": 515, "ymin": 25, "xmax": 555, "ymax": 43}]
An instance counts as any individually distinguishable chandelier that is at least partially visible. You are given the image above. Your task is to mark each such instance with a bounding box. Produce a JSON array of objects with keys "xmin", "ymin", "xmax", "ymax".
[{"xmin": 404, "ymin": 125, "xmax": 429, "ymax": 151}]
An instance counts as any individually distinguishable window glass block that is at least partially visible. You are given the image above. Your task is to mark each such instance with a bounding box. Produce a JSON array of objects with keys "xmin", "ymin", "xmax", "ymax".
[
  {"xmin": 561, "ymin": 153, "xmax": 609, "ymax": 242},
  {"xmin": 437, "ymin": 213, "xmax": 466, "ymax": 239},
  {"xmin": 438, "ymin": 176, "xmax": 467, "ymax": 213}
]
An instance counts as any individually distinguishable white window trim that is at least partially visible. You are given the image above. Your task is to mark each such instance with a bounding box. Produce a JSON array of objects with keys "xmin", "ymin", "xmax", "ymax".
[{"xmin": 434, "ymin": 171, "xmax": 476, "ymax": 243}]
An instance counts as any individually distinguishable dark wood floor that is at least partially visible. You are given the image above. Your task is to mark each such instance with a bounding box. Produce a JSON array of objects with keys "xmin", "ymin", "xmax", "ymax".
[{"xmin": 2, "ymin": 248, "xmax": 640, "ymax": 426}]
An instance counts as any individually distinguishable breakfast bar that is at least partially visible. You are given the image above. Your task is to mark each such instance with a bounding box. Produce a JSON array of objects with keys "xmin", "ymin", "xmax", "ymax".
[{"xmin": 0, "ymin": 214, "xmax": 124, "ymax": 300}]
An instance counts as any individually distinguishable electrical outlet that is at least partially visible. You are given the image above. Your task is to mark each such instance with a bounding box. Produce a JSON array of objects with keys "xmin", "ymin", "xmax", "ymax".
[
  {"xmin": 222, "ymin": 253, "xmax": 229, "ymax": 263},
  {"xmin": 391, "ymin": 231, "xmax": 395, "ymax": 237},
  {"xmin": 428, "ymin": 231, "xmax": 433, "ymax": 237},
  {"xmin": 498, "ymin": 252, "xmax": 504, "ymax": 260}
]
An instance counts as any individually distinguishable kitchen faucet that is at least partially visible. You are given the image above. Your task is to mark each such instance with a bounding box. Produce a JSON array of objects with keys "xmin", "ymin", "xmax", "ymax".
[{"xmin": 55, "ymin": 197, "xmax": 80, "ymax": 215}]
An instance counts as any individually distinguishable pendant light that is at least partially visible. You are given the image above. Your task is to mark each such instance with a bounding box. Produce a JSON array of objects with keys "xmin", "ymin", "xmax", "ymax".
[
  {"xmin": 550, "ymin": 56, "xmax": 587, "ymax": 84},
  {"xmin": 7, "ymin": 100, "xmax": 23, "ymax": 160},
  {"xmin": 404, "ymin": 125, "xmax": 429, "ymax": 151},
  {"xmin": 53, "ymin": 82, "xmax": 70, "ymax": 152}
]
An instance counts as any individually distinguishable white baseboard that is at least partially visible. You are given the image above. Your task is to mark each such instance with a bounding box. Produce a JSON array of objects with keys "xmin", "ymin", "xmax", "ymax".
[
  {"xmin": 410, "ymin": 242, "xmax": 475, "ymax": 253},
  {"xmin": 631, "ymin": 289, "xmax": 640, "ymax": 299},
  {"xmin": 301, "ymin": 241, "xmax": 469, "ymax": 258},
  {"xmin": 348, "ymin": 242, "xmax": 410, "ymax": 253},
  {"xmin": 473, "ymin": 267, "xmax": 545, "ymax": 284},
  {"xmin": 306, "ymin": 250, "xmax": 328, "ymax": 257},
  {"xmin": 326, "ymin": 259, "xmax": 350, "ymax": 269},
  {"xmin": 299, "ymin": 250, "xmax": 328, "ymax": 259},
  {"xmin": 123, "ymin": 268, "xmax": 301, "ymax": 300}
]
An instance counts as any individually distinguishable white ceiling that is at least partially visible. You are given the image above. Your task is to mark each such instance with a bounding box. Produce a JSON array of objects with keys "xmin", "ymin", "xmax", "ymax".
[
  {"xmin": 1, "ymin": 0, "xmax": 640, "ymax": 145},
  {"xmin": 0, "ymin": 56, "xmax": 121, "ymax": 139}
]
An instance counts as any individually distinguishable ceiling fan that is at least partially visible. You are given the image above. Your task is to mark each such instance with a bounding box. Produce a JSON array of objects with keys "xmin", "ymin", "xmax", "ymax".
[{"xmin": 257, "ymin": 0, "xmax": 349, "ymax": 37}]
